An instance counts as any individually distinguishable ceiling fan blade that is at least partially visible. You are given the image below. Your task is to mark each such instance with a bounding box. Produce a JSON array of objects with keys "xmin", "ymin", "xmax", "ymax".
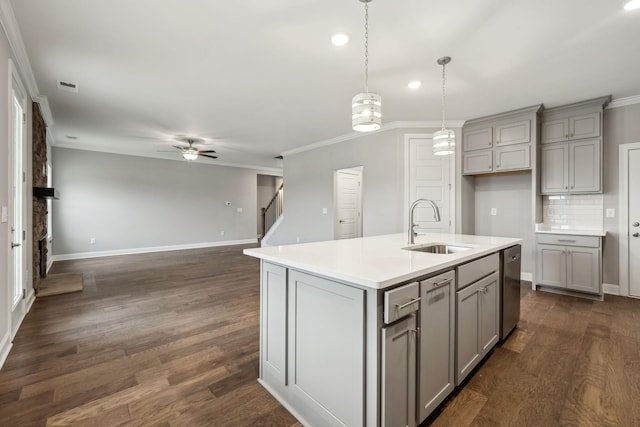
[
  {"xmin": 198, "ymin": 150, "xmax": 217, "ymax": 153},
  {"xmin": 172, "ymin": 145, "xmax": 186, "ymax": 150},
  {"xmin": 199, "ymin": 154, "xmax": 218, "ymax": 159}
]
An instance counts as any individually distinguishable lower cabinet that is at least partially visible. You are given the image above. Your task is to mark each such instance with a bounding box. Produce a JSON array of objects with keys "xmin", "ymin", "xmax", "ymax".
[
  {"xmin": 381, "ymin": 314, "xmax": 417, "ymax": 427},
  {"xmin": 288, "ymin": 270, "xmax": 365, "ymax": 427},
  {"xmin": 455, "ymin": 271, "xmax": 499, "ymax": 385},
  {"xmin": 418, "ymin": 270, "xmax": 455, "ymax": 423},
  {"xmin": 260, "ymin": 263, "xmax": 366, "ymax": 427},
  {"xmin": 536, "ymin": 234, "xmax": 602, "ymax": 295}
]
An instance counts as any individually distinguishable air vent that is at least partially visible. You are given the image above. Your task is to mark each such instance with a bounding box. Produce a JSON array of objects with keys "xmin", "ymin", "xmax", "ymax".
[{"xmin": 57, "ymin": 80, "xmax": 79, "ymax": 93}]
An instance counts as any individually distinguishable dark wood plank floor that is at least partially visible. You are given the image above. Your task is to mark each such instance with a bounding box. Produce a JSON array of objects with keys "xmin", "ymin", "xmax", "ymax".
[{"xmin": 1, "ymin": 245, "xmax": 639, "ymax": 426}]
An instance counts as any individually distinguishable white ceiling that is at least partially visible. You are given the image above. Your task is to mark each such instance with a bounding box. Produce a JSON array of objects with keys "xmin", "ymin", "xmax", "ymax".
[{"xmin": 9, "ymin": 0, "xmax": 640, "ymax": 170}]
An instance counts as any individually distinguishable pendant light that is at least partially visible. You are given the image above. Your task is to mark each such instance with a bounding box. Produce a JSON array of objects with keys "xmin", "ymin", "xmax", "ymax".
[
  {"xmin": 352, "ymin": 0, "xmax": 381, "ymax": 132},
  {"xmin": 433, "ymin": 56, "xmax": 455, "ymax": 155}
]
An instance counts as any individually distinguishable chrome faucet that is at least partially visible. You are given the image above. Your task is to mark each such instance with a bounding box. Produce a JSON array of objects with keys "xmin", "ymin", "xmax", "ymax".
[{"xmin": 408, "ymin": 199, "xmax": 441, "ymax": 244}]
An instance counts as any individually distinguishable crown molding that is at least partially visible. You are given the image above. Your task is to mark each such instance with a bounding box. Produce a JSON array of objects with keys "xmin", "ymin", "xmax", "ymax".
[
  {"xmin": 0, "ymin": 1, "xmax": 56, "ymax": 127},
  {"xmin": 281, "ymin": 120, "xmax": 465, "ymax": 157},
  {"xmin": 52, "ymin": 142, "xmax": 283, "ymax": 175},
  {"xmin": 607, "ymin": 94, "xmax": 640, "ymax": 109},
  {"xmin": 0, "ymin": 1, "xmax": 40, "ymax": 98}
]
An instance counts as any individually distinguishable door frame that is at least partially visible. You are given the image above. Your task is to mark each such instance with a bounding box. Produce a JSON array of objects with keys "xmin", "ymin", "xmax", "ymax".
[
  {"xmin": 619, "ymin": 142, "xmax": 640, "ymax": 298},
  {"xmin": 7, "ymin": 59, "xmax": 29, "ymax": 338},
  {"xmin": 403, "ymin": 133, "xmax": 456, "ymax": 232},
  {"xmin": 334, "ymin": 166, "xmax": 363, "ymax": 239}
]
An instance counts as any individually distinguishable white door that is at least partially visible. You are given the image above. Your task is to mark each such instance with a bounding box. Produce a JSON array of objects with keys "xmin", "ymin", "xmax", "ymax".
[
  {"xmin": 335, "ymin": 168, "xmax": 362, "ymax": 240},
  {"xmin": 9, "ymin": 67, "xmax": 28, "ymax": 338},
  {"xmin": 407, "ymin": 136, "xmax": 451, "ymax": 233},
  {"xmin": 628, "ymin": 147, "xmax": 640, "ymax": 297}
]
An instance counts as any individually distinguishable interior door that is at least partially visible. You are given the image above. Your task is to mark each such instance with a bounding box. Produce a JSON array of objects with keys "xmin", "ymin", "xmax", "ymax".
[
  {"xmin": 9, "ymin": 68, "xmax": 28, "ymax": 338},
  {"xmin": 334, "ymin": 168, "xmax": 362, "ymax": 240},
  {"xmin": 629, "ymin": 148, "xmax": 640, "ymax": 297},
  {"xmin": 408, "ymin": 136, "xmax": 451, "ymax": 233}
]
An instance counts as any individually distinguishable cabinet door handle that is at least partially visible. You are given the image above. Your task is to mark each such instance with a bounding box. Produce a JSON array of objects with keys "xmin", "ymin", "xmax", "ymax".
[
  {"xmin": 632, "ymin": 222, "xmax": 639, "ymax": 227},
  {"xmin": 496, "ymin": 140, "xmax": 500, "ymax": 145},
  {"xmin": 496, "ymin": 164, "xmax": 500, "ymax": 168},
  {"xmin": 565, "ymin": 134, "xmax": 569, "ymax": 138},
  {"xmin": 565, "ymin": 186, "xmax": 568, "ymax": 190},
  {"xmin": 633, "ymin": 232, "xmax": 639, "ymax": 238},
  {"xmin": 558, "ymin": 239, "xmax": 576, "ymax": 243},
  {"xmin": 570, "ymin": 133, "xmax": 574, "ymax": 137},
  {"xmin": 396, "ymin": 297, "xmax": 421, "ymax": 310}
]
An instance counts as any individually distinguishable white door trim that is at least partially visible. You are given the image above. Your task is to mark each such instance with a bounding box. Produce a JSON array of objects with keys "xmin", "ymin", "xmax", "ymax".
[
  {"xmin": 403, "ymin": 133, "xmax": 456, "ymax": 232},
  {"xmin": 619, "ymin": 142, "xmax": 640, "ymax": 298}
]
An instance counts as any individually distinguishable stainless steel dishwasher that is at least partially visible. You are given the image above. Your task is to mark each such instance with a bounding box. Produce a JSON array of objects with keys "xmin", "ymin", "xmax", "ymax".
[{"xmin": 500, "ymin": 245, "xmax": 521, "ymax": 339}]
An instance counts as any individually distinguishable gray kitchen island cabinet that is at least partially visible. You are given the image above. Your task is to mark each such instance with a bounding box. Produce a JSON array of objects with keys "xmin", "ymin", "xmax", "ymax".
[{"xmin": 246, "ymin": 233, "xmax": 522, "ymax": 426}]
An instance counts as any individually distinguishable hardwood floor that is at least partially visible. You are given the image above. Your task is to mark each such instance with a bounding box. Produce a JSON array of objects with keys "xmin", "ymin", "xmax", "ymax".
[
  {"xmin": 0, "ymin": 245, "xmax": 300, "ymax": 426},
  {"xmin": 1, "ymin": 245, "xmax": 639, "ymax": 426}
]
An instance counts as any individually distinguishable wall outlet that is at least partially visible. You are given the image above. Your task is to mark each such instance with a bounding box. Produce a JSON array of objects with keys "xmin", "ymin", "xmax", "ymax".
[
  {"xmin": 220, "ymin": 230, "xmax": 225, "ymax": 236},
  {"xmin": 225, "ymin": 201, "xmax": 231, "ymax": 207},
  {"xmin": 606, "ymin": 208, "xmax": 615, "ymax": 218},
  {"xmin": 89, "ymin": 237, "xmax": 96, "ymax": 245},
  {"xmin": 237, "ymin": 207, "xmax": 243, "ymax": 213},
  {"xmin": 322, "ymin": 207, "xmax": 328, "ymax": 214},
  {"xmin": 491, "ymin": 208, "xmax": 497, "ymax": 216}
]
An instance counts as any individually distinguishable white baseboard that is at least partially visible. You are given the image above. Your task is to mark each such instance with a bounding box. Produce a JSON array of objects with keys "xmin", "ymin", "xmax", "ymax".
[
  {"xmin": 26, "ymin": 289, "xmax": 36, "ymax": 311},
  {"xmin": 46, "ymin": 257, "xmax": 54, "ymax": 274},
  {"xmin": 51, "ymin": 238, "xmax": 258, "ymax": 262},
  {"xmin": 521, "ymin": 272, "xmax": 532, "ymax": 282},
  {"xmin": 603, "ymin": 283, "xmax": 620, "ymax": 295},
  {"xmin": 0, "ymin": 330, "xmax": 11, "ymax": 371}
]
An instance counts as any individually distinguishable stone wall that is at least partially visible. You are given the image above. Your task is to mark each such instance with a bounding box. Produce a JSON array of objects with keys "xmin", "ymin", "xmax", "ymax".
[{"xmin": 32, "ymin": 102, "xmax": 47, "ymax": 291}]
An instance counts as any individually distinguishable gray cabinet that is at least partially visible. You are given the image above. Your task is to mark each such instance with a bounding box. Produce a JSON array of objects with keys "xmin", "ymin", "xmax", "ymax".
[
  {"xmin": 542, "ymin": 112, "xmax": 601, "ymax": 144},
  {"xmin": 455, "ymin": 271, "xmax": 499, "ymax": 385},
  {"xmin": 260, "ymin": 262, "xmax": 288, "ymax": 395},
  {"xmin": 462, "ymin": 106, "xmax": 541, "ymax": 175},
  {"xmin": 418, "ymin": 271, "xmax": 455, "ymax": 422},
  {"xmin": 382, "ymin": 314, "xmax": 417, "ymax": 427},
  {"xmin": 541, "ymin": 139, "xmax": 601, "ymax": 194},
  {"xmin": 288, "ymin": 270, "xmax": 365, "ymax": 427},
  {"xmin": 536, "ymin": 234, "xmax": 602, "ymax": 295}
]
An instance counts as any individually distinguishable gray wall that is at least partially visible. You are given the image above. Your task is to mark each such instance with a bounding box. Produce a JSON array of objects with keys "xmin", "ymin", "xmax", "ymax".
[
  {"xmin": 269, "ymin": 127, "xmax": 443, "ymax": 245},
  {"xmin": 52, "ymin": 147, "xmax": 272, "ymax": 256},
  {"xmin": 603, "ymin": 103, "xmax": 640, "ymax": 285},
  {"xmin": 474, "ymin": 173, "xmax": 533, "ymax": 274}
]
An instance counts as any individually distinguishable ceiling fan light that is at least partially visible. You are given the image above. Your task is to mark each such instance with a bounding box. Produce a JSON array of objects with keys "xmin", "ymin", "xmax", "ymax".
[
  {"xmin": 183, "ymin": 152, "xmax": 198, "ymax": 161},
  {"xmin": 433, "ymin": 129, "xmax": 456, "ymax": 156},
  {"xmin": 352, "ymin": 92, "xmax": 382, "ymax": 132}
]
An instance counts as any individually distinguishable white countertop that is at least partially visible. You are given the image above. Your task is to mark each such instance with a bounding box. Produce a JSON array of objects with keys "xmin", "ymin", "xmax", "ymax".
[
  {"xmin": 244, "ymin": 233, "xmax": 522, "ymax": 290},
  {"xmin": 534, "ymin": 224, "xmax": 606, "ymax": 237}
]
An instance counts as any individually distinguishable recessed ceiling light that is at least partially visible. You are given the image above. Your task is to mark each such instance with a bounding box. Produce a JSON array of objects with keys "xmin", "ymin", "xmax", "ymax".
[
  {"xmin": 331, "ymin": 33, "xmax": 349, "ymax": 46},
  {"xmin": 408, "ymin": 80, "xmax": 422, "ymax": 89},
  {"xmin": 624, "ymin": 0, "xmax": 640, "ymax": 10}
]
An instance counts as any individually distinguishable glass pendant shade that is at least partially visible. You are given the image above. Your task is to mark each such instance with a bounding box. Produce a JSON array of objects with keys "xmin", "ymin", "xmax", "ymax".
[
  {"xmin": 352, "ymin": 92, "xmax": 382, "ymax": 132},
  {"xmin": 433, "ymin": 128, "xmax": 455, "ymax": 156}
]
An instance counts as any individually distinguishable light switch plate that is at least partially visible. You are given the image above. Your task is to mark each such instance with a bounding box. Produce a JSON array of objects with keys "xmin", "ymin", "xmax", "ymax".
[
  {"xmin": 1, "ymin": 206, "xmax": 7, "ymax": 223},
  {"xmin": 322, "ymin": 208, "xmax": 327, "ymax": 214},
  {"xmin": 237, "ymin": 207, "xmax": 243, "ymax": 213},
  {"xmin": 606, "ymin": 208, "xmax": 615, "ymax": 218},
  {"xmin": 491, "ymin": 208, "xmax": 497, "ymax": 216}
]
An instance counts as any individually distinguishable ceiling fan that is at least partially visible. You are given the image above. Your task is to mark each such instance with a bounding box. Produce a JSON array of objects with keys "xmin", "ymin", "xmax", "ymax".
[{"xmin": 171, "ymin": 139, "xmax": 217, "ymax": 161}]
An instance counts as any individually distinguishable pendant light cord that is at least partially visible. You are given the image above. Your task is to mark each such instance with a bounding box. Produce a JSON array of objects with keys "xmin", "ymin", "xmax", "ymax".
[
  {"xmin": 364, "ymin": 1, "xmax": 369, "ymax": 93},
  {"xmin": 441, "ymin": 61, "xmax": 446, "ymax": 131}
]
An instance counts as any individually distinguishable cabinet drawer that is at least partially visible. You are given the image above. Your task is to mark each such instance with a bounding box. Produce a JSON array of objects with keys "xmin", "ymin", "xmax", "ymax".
[
  {"xmin": 457, "ymin": 253, "xmax": 499, "ymax": 290},
  {"xmin": 384, "ymin": 281, "xmax": 419, "ymax": 324},
  {"xmin": 536, "ymin": 234, "xmax": 600, "ymax": 248}
]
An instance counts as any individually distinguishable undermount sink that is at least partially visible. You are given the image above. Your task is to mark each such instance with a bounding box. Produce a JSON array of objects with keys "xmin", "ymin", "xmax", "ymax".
[{"xmin": 403, "ymin": 243, "xmax": 473, "ymax": 254}]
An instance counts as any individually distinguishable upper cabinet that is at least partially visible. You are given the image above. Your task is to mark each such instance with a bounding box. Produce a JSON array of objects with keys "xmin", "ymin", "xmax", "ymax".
[
  {"xmin": 462, "ymin": 105, "xmax": 542, "ymax": 176},
  {"xmin": 540, "ymin": 96, "xmax": 610, "ymax": 195}
]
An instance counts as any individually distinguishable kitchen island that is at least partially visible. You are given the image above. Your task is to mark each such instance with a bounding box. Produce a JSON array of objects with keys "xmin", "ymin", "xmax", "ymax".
[{"xmin": 244, "ymin": 233, "xmax": 522, "ymax": 427}]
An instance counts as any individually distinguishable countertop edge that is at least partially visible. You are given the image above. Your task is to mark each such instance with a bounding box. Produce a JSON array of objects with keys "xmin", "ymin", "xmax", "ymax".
[{"xmin": 244, "ymin": 238, "xmax": 523, "ymax": 290}]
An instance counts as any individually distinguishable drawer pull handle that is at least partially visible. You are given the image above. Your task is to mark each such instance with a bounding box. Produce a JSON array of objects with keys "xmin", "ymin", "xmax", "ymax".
[
  {"xmin": 558, "ymin": 239, "xmax": 576, "ymax": 243},
  {"xmin": 433, "ymin": 278, "xmax": 453, "ymax": 288},
  {"xmin": 396, "ymin": 297, "xmax": 421, "ymax": 310}
]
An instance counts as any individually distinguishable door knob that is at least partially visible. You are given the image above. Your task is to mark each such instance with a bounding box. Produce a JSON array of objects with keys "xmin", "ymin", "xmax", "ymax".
[
  {"xmin": 11, "ymin": 242, "xmax": 21, "ymax": 248},
  {"xmin": 339, "ymin": 220, "xmax": 345, "ymax": 223},
  {"xmin": 633, "ymin": 222, "xmax": 639, "ymax": 227},
  {"xmin": 633, "ymin": 232, "xmax": 640, "ymax": 238}
]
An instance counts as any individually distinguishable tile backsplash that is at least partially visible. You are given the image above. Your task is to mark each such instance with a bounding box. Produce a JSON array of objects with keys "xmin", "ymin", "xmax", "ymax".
[{"xmin": 542, "ymin": 194, "xmax": 603, "ymax": 230}]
